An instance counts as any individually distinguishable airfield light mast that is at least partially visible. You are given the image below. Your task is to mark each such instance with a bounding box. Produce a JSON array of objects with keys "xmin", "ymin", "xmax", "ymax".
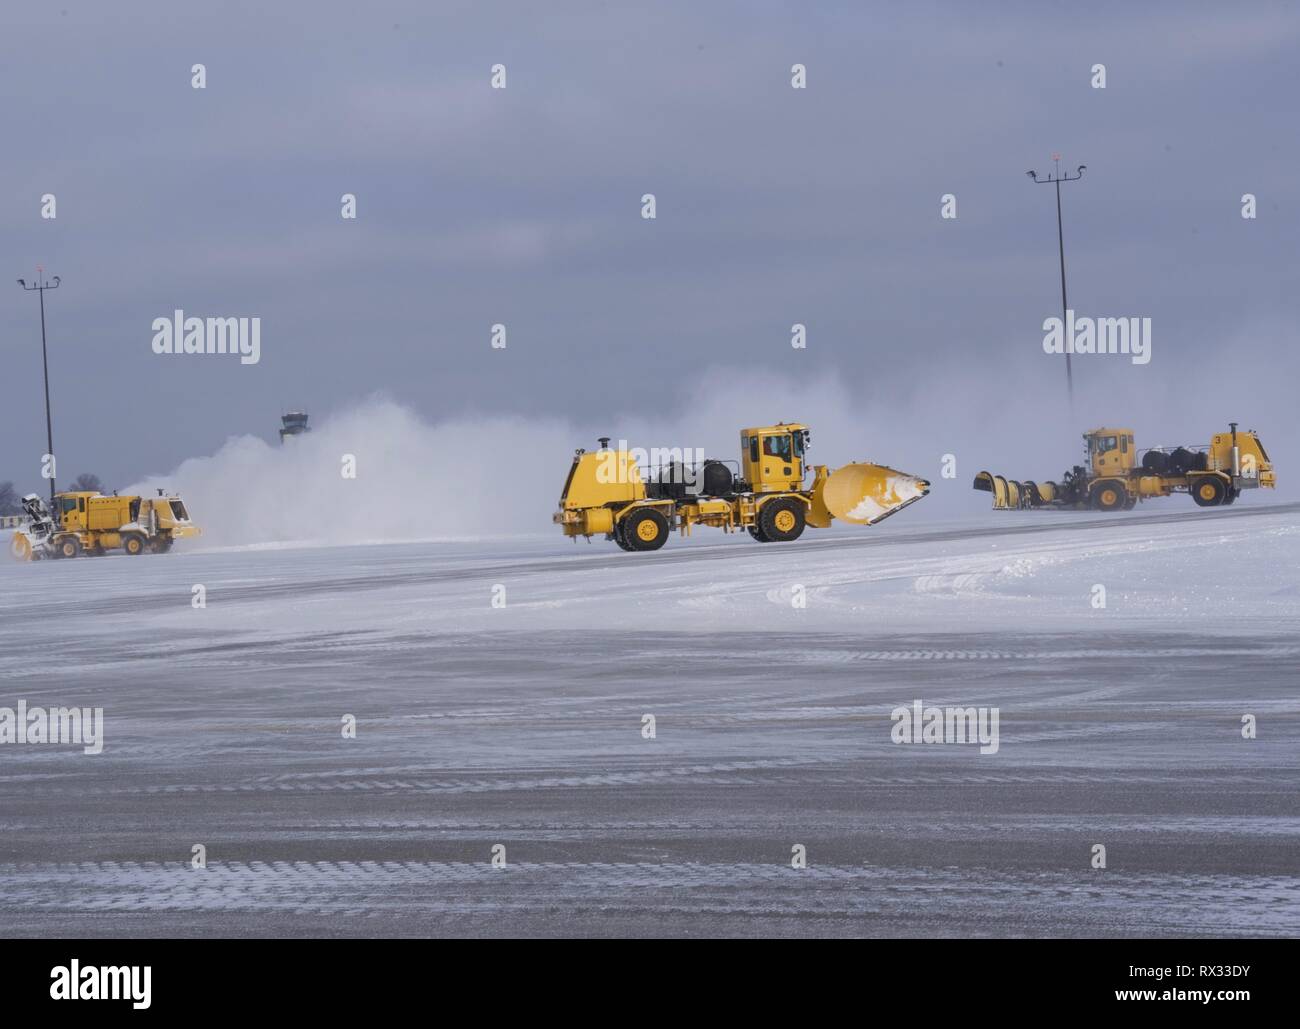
[
  {"xmin": 1026, "ymin": 156, "xmax": 1086, "ymax": 418},
  {"xmin": 16, "ymin": 269, "xmax": 61, "ymax": 507}
]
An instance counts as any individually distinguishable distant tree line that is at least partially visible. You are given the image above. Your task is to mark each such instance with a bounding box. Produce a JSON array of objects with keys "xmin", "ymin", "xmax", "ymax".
[{"xmin": 0, "ymin": 474, "xmax": 105, "ymax": 516}]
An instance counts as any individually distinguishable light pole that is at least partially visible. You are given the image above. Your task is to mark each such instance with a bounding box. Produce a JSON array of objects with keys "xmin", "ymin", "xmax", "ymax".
[
  {"xmin": 17, "ymin": 269, "xmax": 61, "ymax": 507},
  {"xmin": 1027, "ymin": 157, "xmax": 1085, "ymax": 413}
]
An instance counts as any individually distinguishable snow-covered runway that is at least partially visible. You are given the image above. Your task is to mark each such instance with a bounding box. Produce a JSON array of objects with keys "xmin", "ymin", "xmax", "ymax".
[{"xmin": 1, "ymin": 504, "xmax": 1298, "ymax": 936}]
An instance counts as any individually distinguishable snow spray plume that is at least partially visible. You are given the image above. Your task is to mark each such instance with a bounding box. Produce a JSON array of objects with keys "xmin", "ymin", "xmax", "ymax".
[
  {"xmin": 127, "ymin": 400, "xmax": 572, "ymax": 547},
  {"xmin": 127, "ymin": 340, "xmax": 1298, "ymax": 549}
]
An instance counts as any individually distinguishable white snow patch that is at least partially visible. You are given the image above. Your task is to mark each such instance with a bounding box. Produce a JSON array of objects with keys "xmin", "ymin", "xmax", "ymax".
[{"xmin": 844, "ymin": 475, "xmax": 928, "ymax": 522}]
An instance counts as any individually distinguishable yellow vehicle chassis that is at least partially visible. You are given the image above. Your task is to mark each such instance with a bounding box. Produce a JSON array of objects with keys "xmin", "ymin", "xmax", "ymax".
[
  {"xmin": 975, "ymin": 423, "xmax": 1275, "ymax": 512},
  {"xmin": 554, "ymin": 491, "xmax": 815, "ymax": 540},
  {"xmin": 554, "ymin": 426, "xmax": 930, "ymax": 551}
]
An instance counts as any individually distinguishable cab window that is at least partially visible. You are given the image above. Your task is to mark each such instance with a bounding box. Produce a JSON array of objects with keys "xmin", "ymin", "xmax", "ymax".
[
  {"xmin": 762, "ymin": 434, "xmax": 792, "ymax": 460},
  {"xmin": 60, "ymin": 497, "xmax": 78, "ymax": 515},
  {"xmin": 1091, "ymin": 435, "xmax": 1118, "ymax": 455},
  {"xmin": 792, "ymin": 432, "xmax": 805, "ymax": 458}
]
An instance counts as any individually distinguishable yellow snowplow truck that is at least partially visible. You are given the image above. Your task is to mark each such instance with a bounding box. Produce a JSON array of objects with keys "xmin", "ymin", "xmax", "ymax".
[
  {"xmin": 554, "ymin": 422, "xmax": 929, "ymax": 551},
  {"xmin": 9, "ymin": 489, "xmax": 200, "ymax": 560},
  {"xmin": 974, "ymin": 423, "xmax": 1275, "ymax": 512}
]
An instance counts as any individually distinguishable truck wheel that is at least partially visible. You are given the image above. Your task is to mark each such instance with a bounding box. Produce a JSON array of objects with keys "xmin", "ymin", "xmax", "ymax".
[
  {"xmin": 1192, "ymin": 477, "xmax": 1226, "ymax": 507},
  {"xmin": 58, "ymin": 537, "xmax": 81, "ymax": 559},
  {"xmin": 621, "ymin": 508, "xmax": 669, "ymax": 551},
  {"xmin": 122, "ymin": 534, "xmax": 147, "ymax": 555},
  {"xmin": 1222, "ymin": 486, "xmax": 1238, "ymax": 506},
  {"xmin": 1090, "ymin": 480, "xmax": 1127, "ymax": 512},
  {"xmin": 760, "ymin": 497, "xmax": 806, "ymax": 542},
  {"xmin": 612, "ymin": 523, "xmax": 633, "ymax": 550},
  {"xmin": 747, "ymin": 525, "xmax": 770, "ymax": 543}
]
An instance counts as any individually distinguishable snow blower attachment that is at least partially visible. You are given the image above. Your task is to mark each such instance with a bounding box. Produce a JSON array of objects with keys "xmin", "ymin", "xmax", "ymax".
[
  {"xmin": 974, "ymin": 423, "xmax": 1275, "ymax": 512},
  {"xmin": 9, "ymin": 489, "xmax": 200, "ymax": 560},
  {"xmin": 553, "ymin": 422, "xmax": 930, "ymax": 551}
]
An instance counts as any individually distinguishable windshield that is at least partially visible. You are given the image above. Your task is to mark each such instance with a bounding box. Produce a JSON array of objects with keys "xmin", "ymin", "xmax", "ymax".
[{"xmin": 763, "ymin": 434, "xmax": 792, "ymax": 460}]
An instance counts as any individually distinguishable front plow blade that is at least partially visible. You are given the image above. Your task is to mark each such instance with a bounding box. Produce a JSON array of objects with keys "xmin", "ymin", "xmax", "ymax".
[
  {"xmin": 973, "ymin": 472, "xmax": 1058, "ymax": 509},
  {"xmin": 820, "ymin": 463, "xmax": 930, "ymax": 525},
  {"xmin": 9, "ymin": 532, "xmax": 35, "ymax": 561},
  {"xmin": 974, "ymin": 470, "xmax": 1017, "ymax": 509}
]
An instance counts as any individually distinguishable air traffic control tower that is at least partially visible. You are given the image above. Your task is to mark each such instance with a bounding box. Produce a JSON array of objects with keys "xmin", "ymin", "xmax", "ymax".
[{"xmin": 280, "ymin": 411, "xmax": 310, "ymax": 443}]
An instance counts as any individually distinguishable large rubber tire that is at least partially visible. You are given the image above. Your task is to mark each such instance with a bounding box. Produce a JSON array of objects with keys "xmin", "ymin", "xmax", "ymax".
[
  {"xmin": 150, "ymin": 537, "xmax": 173, "ymax": 554},
  {"xmin": 57, "ymin": 537, "xmax": 81, "ymax": 560},
  {"xmin": 747, "ymin": 525, "xmax": 770, "ymax": 542},
  {"xmin": 122, "ymin": 533, "xmax": 147, "ymax": 556},
  {"xmin": 1090, "ymin": 480, "xmax": 1127, "ymax": 512},
  {"xmin": 759, "ymin": 497, "xmax": 806, "ymax": 542},
  {"xmin": 621, "ymin": 508, "xmax": 670, "ymax": 552},
  {"xmin": 612, "ymin": 522, "xmax": 634, "ymax": 551},
  {"xmin": 1192, "ymin": 476, "xmax": 1226, "ymax": 507}
]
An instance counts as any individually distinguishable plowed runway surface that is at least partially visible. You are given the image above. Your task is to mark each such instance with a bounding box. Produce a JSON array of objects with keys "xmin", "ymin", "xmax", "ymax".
[{"xmin": 2, "ymin": 505, "xmax": 1298, "ymax": 936}]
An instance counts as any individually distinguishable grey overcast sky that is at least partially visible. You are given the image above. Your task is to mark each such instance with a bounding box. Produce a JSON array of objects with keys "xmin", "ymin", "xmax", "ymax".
[{"xmin": 2, "ymin": 0, "xmax": 1298, "ymax": 494}]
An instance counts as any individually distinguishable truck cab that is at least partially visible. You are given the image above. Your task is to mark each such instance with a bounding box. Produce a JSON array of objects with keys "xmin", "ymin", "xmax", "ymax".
[
  {"xmin": 741, "ymin": 423, "xmax": 809, "ymax": 493},
  {"xmin": 54, "ymin": 491, "xmax": 100, "ymax": 531},
  {"xmin": 1085, "ymin": 428, "xmax": 1136, "ymax": 477}
]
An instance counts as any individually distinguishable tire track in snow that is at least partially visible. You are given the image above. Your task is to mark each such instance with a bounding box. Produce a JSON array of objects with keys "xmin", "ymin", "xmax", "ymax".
[{"xmin": 3, "ymin": 861, "xmax": 1294, "ymax": 936}]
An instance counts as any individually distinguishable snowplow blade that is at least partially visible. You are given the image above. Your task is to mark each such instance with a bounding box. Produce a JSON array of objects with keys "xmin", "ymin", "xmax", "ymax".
[
  {"xmin": 818, "ymin": 463, "xmax": 930, "ymax": 525},
  {"xmin": 1031, "ymin": 481, "xmax": 1059, "ymax": 504},
  {"xmin": 973, "ymin": 470, "xmax": 1016, "ymax": 509},
  {"xmin": 8, "ymin": 532, "xmax": 34, "ymax": 562},
  {"xmin": 973, "ymin": 472, "xmax": 1058, "ymax": 509}
]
